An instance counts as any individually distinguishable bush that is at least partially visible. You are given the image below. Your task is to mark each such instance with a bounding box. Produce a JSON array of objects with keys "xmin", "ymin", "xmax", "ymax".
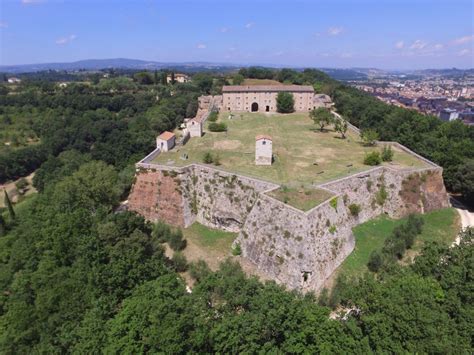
[
  {"xmin": 213, "ymin": 153, "xmax": 221, "ymax": 166},
  {"xmin": 361, "ymin": 129, "xmax": 379, "ymax": 146},
  {"xmin": 208, "ymin": 122, "xmax": 227, "ymax": 132},
  {"xmin": 153, "ymin": 221, "xmax": 172, "ymax": 243},
  {"xmin": 364, "ymin": 151, "xmax": 382, "ymax": 166},
  {"xmin": 381, "ymin": 145, "xmax": 394, "ymax": 162},
  {"xmin": 208, "ymin": 111, "xmax": 218, "ymax": 122},
  {"xmin": 232, "ymin": 243, "xmax": 242, "ymax": 256},
  {"xmin": 172, "ymin": 251, "xmax": 188, "ymax": 272},
  {"xmin": 15, "ymin": 177, "xmax": 29, "ymax": 195},
  {"xmin": 203, "ymin": 152, "xmax": 213, "ymax": 164},
  {"xmin": 348, "ymin": 203, "xmax": 361, "ymax": 216},
  {"xmin": 169, "ymin": 229, "xmax": 187, "ymax": 251},
  {"xmin": 367, "ymin": 251, "xmax": 383, "ymax": 272},
  {"xmin": 189, "ymin": 260, "xmax": 211, "ymax": 282},
  {"xmin": 375, "ymin": 185, "xmax": 388, "ymax": 206},
  {"xmin": 329, "ymin": 197, "xmax": 338, "ymax": 209}
]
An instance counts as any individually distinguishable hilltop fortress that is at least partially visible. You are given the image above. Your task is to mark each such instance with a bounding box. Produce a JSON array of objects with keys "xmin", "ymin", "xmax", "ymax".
[{"xmin": 128, "ymin": 87, "xmax": 450, "ymax": 293}]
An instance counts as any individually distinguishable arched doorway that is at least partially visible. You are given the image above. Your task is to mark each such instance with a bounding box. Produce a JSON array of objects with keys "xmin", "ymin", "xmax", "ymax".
[{"xmin": 251, "ymin": 102, "xmax": 258, "ymax": 112}]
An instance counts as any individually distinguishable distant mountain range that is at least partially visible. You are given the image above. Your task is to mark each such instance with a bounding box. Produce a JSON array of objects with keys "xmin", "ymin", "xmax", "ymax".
[
  {"xmin": 1, "ymin": 58, "xmax": 472, "ymax": 81},
  {"xmin": 0, "ymin": 58, "xmax": 242, "ymax": 74}
]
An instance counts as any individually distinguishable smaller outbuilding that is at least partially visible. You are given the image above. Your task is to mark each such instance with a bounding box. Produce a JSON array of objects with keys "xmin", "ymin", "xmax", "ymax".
[
  {"xmin": 255, "ymin": 135, "xmax": 273, "ymax": 166},
  {"xmin": 184, "ymin": 117, "xmax": 203, "ymax": 137},
  {"xmin": 156, "ymin": 131, "xmax": 176, "ymax": 152}
]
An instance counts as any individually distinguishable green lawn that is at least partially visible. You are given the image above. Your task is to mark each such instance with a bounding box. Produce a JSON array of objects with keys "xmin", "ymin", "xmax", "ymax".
[
  {"xmin": 152, "ymin": 112, "xmax": 427, "ymax": 186},
  {"xmin": 267, "ymin": 186, "xmax": 334, "ymax": 211},
  {"xmin": 183, "ymin": 222, "xmax": 237, "ymax": 254},
  {"xmin": 337, "ymin": 208, "xmax": 460, "ymax": 278}
]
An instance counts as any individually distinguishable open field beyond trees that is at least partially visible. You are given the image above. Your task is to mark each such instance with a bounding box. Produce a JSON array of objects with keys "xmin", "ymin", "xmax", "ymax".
[
  {"xmin": 153, "ymin": 112, "xmax": 428, "ymax": 186},
  {"xmin": 336, "ymin": 207, "xmax": 461, "ymax": 279}
]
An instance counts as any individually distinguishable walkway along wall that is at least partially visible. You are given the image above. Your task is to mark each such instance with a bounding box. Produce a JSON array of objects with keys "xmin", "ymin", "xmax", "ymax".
[{"xmin": 128, "ymin": 159, "xmax": 449, "ymax": 293}]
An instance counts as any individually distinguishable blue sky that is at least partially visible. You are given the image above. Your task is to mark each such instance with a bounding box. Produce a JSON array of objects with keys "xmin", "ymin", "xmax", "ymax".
[{"xmin": 1, "ymin": 0, "xmax": 473, "ymax": 69}]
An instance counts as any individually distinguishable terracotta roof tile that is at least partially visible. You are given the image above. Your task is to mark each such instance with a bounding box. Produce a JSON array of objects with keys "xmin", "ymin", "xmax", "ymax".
[
  {"xmin": 158, "ymin": 131, "xmax": 175, "ymax": 141},
  {"xmin": 256, "ymin": 134, "xmax": 272, "ymax": 141},
  {"xmin": 222, "ymin": 85, "xmax": 314, "ymax": 93}
]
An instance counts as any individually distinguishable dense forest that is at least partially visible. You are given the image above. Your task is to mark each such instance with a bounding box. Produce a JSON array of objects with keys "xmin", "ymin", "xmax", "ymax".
[{"xmin": 0, "ymin": 69, "xmax": 472, "ymax": 352}]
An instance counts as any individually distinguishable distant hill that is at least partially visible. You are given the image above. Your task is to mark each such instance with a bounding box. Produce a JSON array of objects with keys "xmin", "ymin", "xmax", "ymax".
[{"xmin": 0, "ymin": 58, "xmax": 241, "ymax": 73}]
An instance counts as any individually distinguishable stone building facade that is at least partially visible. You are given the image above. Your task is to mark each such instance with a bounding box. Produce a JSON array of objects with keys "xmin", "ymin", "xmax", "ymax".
[
  {"xmin": 222, "ymin": 85, "xmax": 318, "ymax": 112},
  {"xmin": 156, "ymin": 131, "xmax": 175, "ymax": 152}
]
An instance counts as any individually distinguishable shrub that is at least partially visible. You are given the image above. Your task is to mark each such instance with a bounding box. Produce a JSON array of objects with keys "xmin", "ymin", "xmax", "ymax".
[
  {"xmin": 208, "ymin": 111, "xmax": 218, "ymax": 122},
  {"xmin": 189, "ymin": 260, "xmax": 211, "ymax": 281},
  {"xmin": 153, "ymin": 221, "xmax": 172, "ymax": 243},
  {"xmin": 203, "ymin": 152, "xmax": 213, "ymax": 164},
  {"xmin": 364, "ymin": 151, "xmax": 382, "ymax": 166},
  {"xmin": 361, "ymin": 129, "xmax": 379, "ymax": 146},
  {"xmin": 381, "ymin": 145, "xmax": 394, "ymax": 162},
  {"xmin": 169, "ymin": 229, "xmax": 187, "ymax": 251},
  {"xmin": 328, "ymin": 225, "xmax": 337, "ymax": 234},
  {"xmin": 329, "ymin": 197, "xmax": 338, "ymax": 209},
  {"xmin": 367, "ymin": 251, "xmax": 383, "ymax": 272},
  {"xmin": 208, "ymin": 122, "xmax": 227, "ymax": 132},
  {"xmin": 15, "ymin": 178, "xmax": 29, "ymax": 195},
  {"xmin": 375, "ymin": 185, "xmax": 388, "ymax": 205},
  {"xmin": 172, "ymin": 251, "xmax": 188, "ymax": 272},
  {"xmin": 348, "ymin": 203, "xmax": 361, "ymax": 216},
  {"xmin": 232, "ymin": 243, "xmax": 242, "ymax": 256},
  {"xmin": 213, "ymin": 153, "xmax": 221, "ymax": 166}
]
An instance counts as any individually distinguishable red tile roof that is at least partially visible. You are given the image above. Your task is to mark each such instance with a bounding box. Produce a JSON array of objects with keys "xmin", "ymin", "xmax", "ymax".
[
  {"xmin": 256, "ymin": 134, "xmax": 272, "ymax": 141},
  {"xmin": 222, "ymin": 85, "xmax": 314, "ymax": 93},
  {"xmin": 158, "ymin": 131, "xmax": 175, "ymax": 141}
]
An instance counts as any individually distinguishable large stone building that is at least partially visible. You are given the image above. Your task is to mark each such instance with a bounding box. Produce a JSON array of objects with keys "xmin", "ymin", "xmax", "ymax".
[{"xmin": 222, "ymin": 85, "xmax": 323, "ymax": 113}]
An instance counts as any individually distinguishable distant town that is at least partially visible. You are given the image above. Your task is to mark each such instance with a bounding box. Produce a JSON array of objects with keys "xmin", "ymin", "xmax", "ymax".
[{"xmin": 349, "ymin": 71, "xmax": 474, "ymax": 125}]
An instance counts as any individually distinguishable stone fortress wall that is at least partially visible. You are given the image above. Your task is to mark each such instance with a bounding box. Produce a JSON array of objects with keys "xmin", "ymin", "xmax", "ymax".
[{"xmin": 128, "ymin": 143, "xmax": 449, "ymax": 293}]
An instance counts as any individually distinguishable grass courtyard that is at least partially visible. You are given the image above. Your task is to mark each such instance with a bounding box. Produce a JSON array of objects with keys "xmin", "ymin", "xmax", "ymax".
[
  {"xmin": 336, "ymin": 208, "xmax": 460, "ymax": 279},
  {"xmin": 152, "ymin": 112, "xmax": 428, "ymax": 186}
]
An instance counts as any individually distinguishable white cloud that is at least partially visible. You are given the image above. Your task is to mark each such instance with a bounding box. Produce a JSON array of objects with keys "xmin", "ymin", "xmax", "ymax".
[
  {"xmin": 196, "ymin": 43, "xmax": 206, "ymax": 49},
  {"xmin": 340, "ymin": 52, "xmax": 353, "ymax": 58},
  {"xmin": 245, "ymin": 22, "xmax": 254, "ymax": 29},
  {"xmin": 228, "ymin": 47, "xmax": 237, "ymax": 52},
  {"xmin": 433, "ymin": 43, "xmax": 444, "ymax": 50},
  {"xmin": 220, "ymin": 27, "xmax": 229, "ymax": 33},
  {"xmin": 410, "ymin": 40, "xmax": 427, "ymax": 50},
  {"xmin": 395, "ymin": 41, "xmax": 404, "ymax": 49},
  {"xmin": 0, "ymin": 21, "xmax": 8, "ymax": 29},
  {"xmin": 452, "ymin": 35, "xmax": 474, "ymax": 45},
  {"xmin": 55, "ymin": 34, "xmax": 77, "ymax": 45},
  {"xmin": 327, "ymin": 27, "xmax": 343, "ymax": 36},
  {"xmin": 21, "ymin": 0, "xmax": 44, "ymax": 4},
  {"xmin": 458, "ymin": 49, "xmax": 470, "ymax": 56},
  {"xmin": 274, "ymin": 51, "xmax": 284, "ymax": 56}
]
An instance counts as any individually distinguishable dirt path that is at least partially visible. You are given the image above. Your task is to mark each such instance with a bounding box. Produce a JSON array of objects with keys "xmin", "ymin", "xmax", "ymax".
[
  {"xmin": 450, "ymin": 197, "xmax": 474, "ymax": 245},
  {"xmin": 0, "ymin": 172, "xmax": 36, "ymax": 208}
]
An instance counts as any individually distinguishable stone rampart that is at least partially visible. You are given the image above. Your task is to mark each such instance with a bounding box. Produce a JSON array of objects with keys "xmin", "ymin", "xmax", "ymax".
[{"xmin": 128, "ymin": 155, "xmax": 449, "ymax": 293}]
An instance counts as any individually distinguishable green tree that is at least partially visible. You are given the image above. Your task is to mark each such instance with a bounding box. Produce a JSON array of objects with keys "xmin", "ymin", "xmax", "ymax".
[
  {"xmin": 361, "ymin": 129, "xmax": 379, "ymax": 146},
  {"xmin": 310, "ymin": 107, "xmax": 334, "ymax": 132},
  {"xmin": 232, "ymin": 73, "xmax": 245, "ymax": 85},
  {"xmin": 276, "ymin": 92, "xmax": 295, "ymax": 113},
  {"xmin": 334, "ymin": 117, "xmax": 348, "ymax": 138},
  {"xmin": 4, "ymin": 189, "xmax": 15, "ymax": 220}
]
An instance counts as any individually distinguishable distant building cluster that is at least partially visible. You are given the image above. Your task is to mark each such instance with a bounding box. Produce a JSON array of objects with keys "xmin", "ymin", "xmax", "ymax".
[
  {"xmin": 166, "ymin": 73, "xmax": 190, "ymax": 84},
  {"xmin": 352, "ymin": 75, "xmax": 474, "ymax": 126}
]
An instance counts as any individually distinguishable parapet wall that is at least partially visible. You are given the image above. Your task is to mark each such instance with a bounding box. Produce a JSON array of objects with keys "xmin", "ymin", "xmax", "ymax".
[{"xmin": 128, "ymin": 159, "xmax": 449, "ymax": 293}]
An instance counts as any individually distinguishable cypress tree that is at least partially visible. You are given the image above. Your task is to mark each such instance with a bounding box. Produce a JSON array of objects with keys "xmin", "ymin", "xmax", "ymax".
[
  {"xmin": 0, "ymin": 214, "xmax": 5, "ymax": 236},
  {"xmin": 4, "ymin": 189, "xmax": 15, "ymax": 220}
]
